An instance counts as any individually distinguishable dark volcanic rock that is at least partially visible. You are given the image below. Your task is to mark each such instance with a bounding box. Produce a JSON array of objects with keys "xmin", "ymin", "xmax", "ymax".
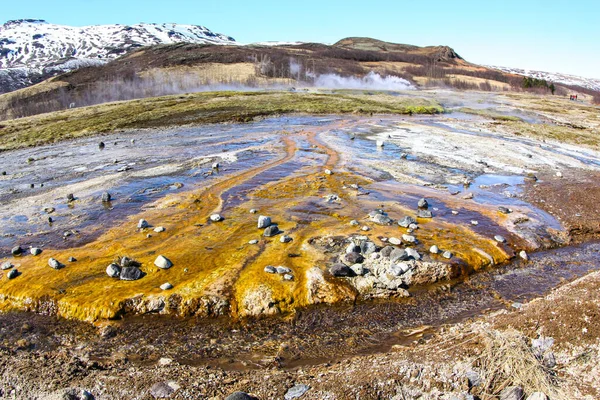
[
  {"xmin": 329, "ymin": 263, "xmax": 355, "ymax": 277},
  {"xmin": 342, "ymin": 252, "xmax": 364, "ymax": 265},
  {"xmin": 120, "ymin": 266, "xmax": 143, "ymax": 281},
  {"xmin": 263, "ymin": 225, "xmax": 280, "ymax": 237}
]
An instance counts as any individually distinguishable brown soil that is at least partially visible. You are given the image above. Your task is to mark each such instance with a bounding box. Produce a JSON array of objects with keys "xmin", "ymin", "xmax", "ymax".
[{"xmin": 523, "ymin": 170, "xmax": 600, "ymax": 243}]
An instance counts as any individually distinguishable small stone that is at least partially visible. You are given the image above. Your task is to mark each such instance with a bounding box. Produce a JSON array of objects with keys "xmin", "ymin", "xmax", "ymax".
[
  {"xmin": 519, "ymin": 250, "xmax": 529, "ymax": 260},
  {"xmin": 102, "ymin": 192, "xmax": 112, "ymax": 202},
  {"xmin": 376, "ymin": 140, "xmax": 385, "ymax": 147},
  {"xmin": 388, "ymin": 237, "xmax": 402, "ymax": 245},
  {"xmin": 555, "ymin": 171, "xmax": 563, "ymax": 178},
  {"xmin": 264, "ymin": 265, "xmax": 277, "ymax": 273},
  {"xmin": 1, "ymin": 261, "xmax": 13, "ymax": 270},
  {"xmin": 350, "ymin": 219, "xmax": 359, "ymax": 226},
  {"xmin": 361, "ymin": 225, "xmax": 370, "ymax": 231},
  {"xmin": 370, "ymin": 213, "xmax": 393, "ymax": 225},
  {"xmin": 150, "ymin": 381, "xmax": 179, "ymax": 399},
  {"xmin": 146, "ymin": 234, "xmax": 152, "ymax": 238},
  {"xmin": 283, "ymin": 274, "xmax": 294, "ymax": 281},
  {"xmin": 138, "ymin": 219, "xmax": 149, "ymax": 229},
  {"xmin": 498, "ymin": 206, "xmax": 511, "ymax": 214},
  {"xmin": 68, "ymin": 257, "xmax": 77, "ymax": 262},
  {"xmin": 154, "ymin": 255, "xmax": 173, "ymax": 269},
  {"xmin": 44, "ymin": 207, "xmax": 55, "ymax": 214},
  {"xmin": 343, "ymin": 252, "xmax": 364, "ymax": 265},
  {"xmin": 346, "ymin": 243, "xmax": 361, "ymax": 254},
  {"xmin": 275, "ymin": 266, "xmax": 292, "ymax": 274},
  {"xmin": 400, "ymin": 153, "xmax": 408, "ymax": 159},
  {"xmin": 11, "ymin": 246, "xmax": 23, "ymax": 256},
  {"xmin": 398, "ymin": 216, "xmax": 416, "ymax": 228},
  {"xmin": 462, "ymin": 193, "xmax": 474, "ymax": 200},
  {"xmin": 402, "ymin": 234, "xmax": 416, "ymax": 243},
  {"xmin": 154, "ymin": 226, "xmax": 166, "ymax": 233},
  {"xmin": 99, "ymin": 141, "xmax": 105, "ymax": 149},
  {"xmin": 499, "ymin": 386, "xmax": 524, "ymax": 400},
  {"xmin": 284, "ymin": 384, "xmax": 310, "ymax": 400},
  {"xmin": 263, "ymin": 225, "xmax": 280, "ymax": 237},
  {"xmin": 257, "ymin": 215, "xmax": 272, "ymax": 229},
  {"xmin": 106, "ymin": 263, "xmax": 121, "ymax": 278},
  {"xmin": 249, "ymin": 209, "xmax": 258, "ymax": 214},
  {"xmin": 466, "ymin": 370, "xmax": 481, "ymax": 387},
  {"xmin": 408, "ymin": 223, "xmax": 419, "ymax": 230},
  {"xmin": 417, "ymin": 209, "xmax": 432, "ymax": 218},
  {"xmin": 30, "ymin": 247, "xmax": 42, "ymax": 256},
  {"xmin": 390, "ymin": 248, "xmax": 409, "ymax": 263},
  {"xmin": 120, "ymin": 266, "xmax": 143, "ymax": 281},
  {"xmin": 280, "ymin": 235, "xmax": 293, "ymax": 243},
  {"xmin": 225, "ymin": 392, "xmax": 255, "ymax": 400},
  {"xmin": 405, "ymin": 247, "xmax": 421, "ymax": 260},
  {"xmin": 471, "ymin": 220, "xmax": 479, "ymax": 226},
  {"xmin": 494, "ymin": 235, "xmax": 506, "ymax": 243},
  {"xmin": 526, "ymin": 393, "xmax": 548, "ymax": 400},
  {"xmin": 451, "ymin": 210, "xmax": 459, "ymax": 215},
  {"xmin": 430, "ymin": 245, "xmax": 439, "ymax": 254},
  {"xmin": 210, "ymin": 214, "xmax": 223, "ymax": 222},
  {"xmin": 350, "ymin": 263, "xmax": 367, "ymax": 276},
  {"xmin": 360, "ymin": 241, "xmax": 377, "ymax": 255},
  {"xmin": 7, "ymin": 269, "xmax": 18, "ymax": 279},
  {"xmin": 67, "ymin": 193, "xmax": 75, "ymax": 202},
  {"xmin": 249, "ymin": 239, "xmax": 259, "ymax": 244},
  {"xmin": 380, "ymin": 246, "xmax": 395, "ymax": 258},
  {"xmin": 442, "ymin": 251, "xmax": 453, "ymax": 259},
  {"xmin": 48, "ymin": 258, "xmax": 65, "ymax": 270},
  {"xmin": 160, "ymin": 282, "xmax": 173, "ymax": 290},
  {"xmin": 330, "ymin": 263, "xmax": 354, "ymax": 277},
  {"xmin": 324, "ymin": 169, "xmax": 333, "ymax": 175},
  {"xmin": 212, "ymin": 162, "xmax": 219, "ymax": 169},
  {"xmin": 418, "ymin": 198, "xmax": 429, "ymax": 209}
]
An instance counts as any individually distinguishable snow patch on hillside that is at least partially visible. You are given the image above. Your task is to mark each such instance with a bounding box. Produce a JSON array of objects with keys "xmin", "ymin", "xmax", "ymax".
[
  {"xmin": 485, "ymin": 65, "xmax": 600, "ymax": 91},
  {"xmin": 0, "ymin": 19, "xmax": 236, "ymax": 70}
]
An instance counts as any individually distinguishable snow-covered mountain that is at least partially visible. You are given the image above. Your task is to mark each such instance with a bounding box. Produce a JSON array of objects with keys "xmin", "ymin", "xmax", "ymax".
[
  {"xmin": 0, "ymin": 19, "xmax": 236, "ymax": 69},
  {"xmin": 485, "ymin": 65, "xmax": 600, "ymax": 91},
  {"xmin": 0, "ymin": 19, "xmax": 236, "ymax": 93}
]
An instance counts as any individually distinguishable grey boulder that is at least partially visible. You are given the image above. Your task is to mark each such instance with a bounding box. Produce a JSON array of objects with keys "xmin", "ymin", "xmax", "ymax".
[
  {"xmin": 257, "ymin": 215, "xmax": 272, "ymax": 229},
  {"xmin": 106, "ymin": 263, "xmax": 121, "ymax": 278},
  {"xmin": 398, "ymin": 216, "xmax": 416, "ymax": 228},
  {"xmin": 120, "ymin": 266, "xmax": 143, "ymax": 281},
  {"xmin": 48, "ymin": 258, "xmax": 65, "ymax": 270},
  {"xmin": 154, "ymin": 255, "xmax": 173, "ymax": 269},
  {"xmin": 330, "ymin": 263, "xmax": 354, "ymax": 277}
]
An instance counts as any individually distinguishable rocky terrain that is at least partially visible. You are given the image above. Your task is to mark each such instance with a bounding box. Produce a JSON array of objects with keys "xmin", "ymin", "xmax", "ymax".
[{"xmin": 0, "ymin": 88, "xmax": 599, "ymax": 398}]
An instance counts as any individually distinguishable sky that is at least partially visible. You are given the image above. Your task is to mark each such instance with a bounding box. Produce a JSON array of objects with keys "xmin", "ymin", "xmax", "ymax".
[{"xmin": 2, "ymin": 0, "xmax": 599, "ymax": 79}]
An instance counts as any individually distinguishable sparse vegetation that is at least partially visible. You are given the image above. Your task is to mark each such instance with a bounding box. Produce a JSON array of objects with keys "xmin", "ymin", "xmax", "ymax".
[
  {"xmin": 458, "ymin": 107, "xmax": 523, "ymax": 121},
  {"xmin": 477, "ymin": 330, "xmax": 564, "ymax": 399},
  {"xmin": 0, "ymin": 91, "xmax": 443, "ymax": 151}
]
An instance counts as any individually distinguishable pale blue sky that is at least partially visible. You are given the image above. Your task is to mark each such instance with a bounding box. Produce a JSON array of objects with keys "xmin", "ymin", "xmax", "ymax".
[{"xmin": 2, "ymin": 0, "xmax": 598, "ymax": 78}]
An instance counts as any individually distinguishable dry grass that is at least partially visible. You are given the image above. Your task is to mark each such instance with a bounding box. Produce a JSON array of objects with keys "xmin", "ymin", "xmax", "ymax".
[
  {"xmin": 0, "ymin": 91, "xmax": 443, "ymax": 151},
  {"xmin": 477, "ymin": 329, "xmax": 564, "ymax": 399}
]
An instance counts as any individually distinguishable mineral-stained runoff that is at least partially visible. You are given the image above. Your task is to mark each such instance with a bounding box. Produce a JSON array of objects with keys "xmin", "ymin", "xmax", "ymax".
[{"xmin": 1, "ymin": 92, "xmax": 599, "ymax": 323}]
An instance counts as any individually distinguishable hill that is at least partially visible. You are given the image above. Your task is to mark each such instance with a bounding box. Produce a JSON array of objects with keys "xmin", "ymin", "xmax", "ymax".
[{"xmin": 0, "ymin": 19, "xmax": 236, "ymax": 93}]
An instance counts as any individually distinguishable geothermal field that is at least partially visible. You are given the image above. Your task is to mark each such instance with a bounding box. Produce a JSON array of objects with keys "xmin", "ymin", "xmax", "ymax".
[{"xmin": 1, "ymin": 89, "xmax": 600, "ymax": 399}]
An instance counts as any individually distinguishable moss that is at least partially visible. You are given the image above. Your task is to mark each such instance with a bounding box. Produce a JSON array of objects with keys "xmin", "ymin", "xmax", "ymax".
[
  {"xmin": 458, "ymin": 107, "xmax": 523, "ymax": 122},
  {"xmin": 0, "ymin": 91, "xmax": 444, "ymax": 151}
]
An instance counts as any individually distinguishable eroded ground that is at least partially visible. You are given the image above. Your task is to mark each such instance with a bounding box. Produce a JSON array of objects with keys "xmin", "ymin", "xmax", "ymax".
[{"xmin": 1, "ymin": 90, "xmax": 600, "ymax": 399}]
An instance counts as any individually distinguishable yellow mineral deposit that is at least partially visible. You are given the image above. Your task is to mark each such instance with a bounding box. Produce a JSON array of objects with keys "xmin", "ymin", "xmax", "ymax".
[{"xmin": 0, "ymin": 122, "xmax": 524, "ymax": 322}]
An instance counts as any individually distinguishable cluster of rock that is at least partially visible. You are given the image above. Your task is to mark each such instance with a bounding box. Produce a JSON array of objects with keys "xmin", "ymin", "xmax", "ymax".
[
  {"xmin": 105, "ymin": 255, "xmax": 172, "ymax": 289},
  {"xmin": 264, "ymin": 265, "xmax": 294, "ymax": 281},
  {"xmin": 329, "ymin": 234, "xmax": 457, "ymax": 299}
]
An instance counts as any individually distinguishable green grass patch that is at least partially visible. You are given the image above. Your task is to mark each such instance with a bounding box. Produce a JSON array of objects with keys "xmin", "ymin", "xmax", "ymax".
[
  {"xmin": 458, "ymin": 107, "xmax": 523, "ymax": 122},
  {"xmin": 0, "ymin": 91, "xmax": 444, "ymax": 151}
]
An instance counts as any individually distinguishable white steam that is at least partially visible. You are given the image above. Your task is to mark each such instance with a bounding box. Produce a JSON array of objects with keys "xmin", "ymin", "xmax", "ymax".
[{"xmin": 314, "ymin": 71, "xmax": 414, "ymax": 91}]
